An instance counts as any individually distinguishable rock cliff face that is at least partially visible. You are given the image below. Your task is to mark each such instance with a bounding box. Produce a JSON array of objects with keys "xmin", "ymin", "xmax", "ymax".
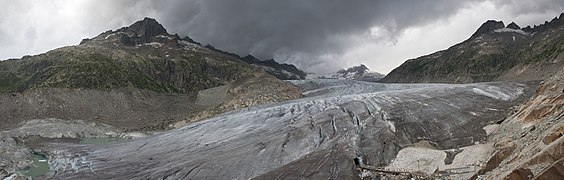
[
  {"xmin": 381, "ymin": 13, "xmax": 564, "ymax": 83},
  {"xmin": 470, "ymin": 20, "xmax": 505, "ymax": 38},
  {"xmin": 119, "ymin": 17, "xmax": 169, "ymax": 41},
  {"xmin": 474, "ymin": 68, "xmax": 564, "ymax": 179},
  {"xmin": 507, "ymin": 22, "xmax": 521, "ymax": 30}
]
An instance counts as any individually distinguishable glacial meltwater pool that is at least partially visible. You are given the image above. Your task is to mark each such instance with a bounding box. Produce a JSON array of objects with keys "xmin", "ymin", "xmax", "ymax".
[
  {"xmin": 20, "ymin": 153, "xmax": 49, "ymax": 178},
  {"xmin": 19, "ymin": 137, "xmax": 127, "ymax": 178}
]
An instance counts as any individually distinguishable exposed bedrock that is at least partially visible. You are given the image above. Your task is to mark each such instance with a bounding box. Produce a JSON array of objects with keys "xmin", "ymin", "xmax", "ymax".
[{"xmin": 43, "ymin": 80, "xmax": 537, "ymax": 179}]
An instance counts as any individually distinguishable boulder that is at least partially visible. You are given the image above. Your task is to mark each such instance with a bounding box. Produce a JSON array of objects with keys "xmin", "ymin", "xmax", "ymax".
[{"xmin": 535, "ymin": 158, "xmax": 564, "ymax": 179}]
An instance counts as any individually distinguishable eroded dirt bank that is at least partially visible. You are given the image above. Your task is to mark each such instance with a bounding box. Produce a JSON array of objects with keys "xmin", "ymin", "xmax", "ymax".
[
  {"xmin": 0, "ymin": 88, "xmax": 204, "ymax": 132},
  {"xmin": 473, "ymin": 69, "xmax": 564, "ymax": 179}
]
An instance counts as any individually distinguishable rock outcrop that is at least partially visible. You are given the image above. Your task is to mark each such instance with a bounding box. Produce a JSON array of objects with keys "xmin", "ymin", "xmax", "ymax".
[
  {"xmin": 506, "ymin": 22, "xmax": 521, "ymax": 30},
  {"xmin": 475, "ymin": 68, "xmax": 564, "ymax": 179},
  {"xmin": 471, "ymin": 20, "xmax": 505, "ymax": 38},
  {"xmin": 80, "ymin": 17, "xmax": 172, "ymax": 46},
  {"xmin": 119, "ymin": 17, "xmax": 168, "ymax": 39},
  {"xmin": 240, "ymin": 55, "xmax": 307, "ymax": 80}
]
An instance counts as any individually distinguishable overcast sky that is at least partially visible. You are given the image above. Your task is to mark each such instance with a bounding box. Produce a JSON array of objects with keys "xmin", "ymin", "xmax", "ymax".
[{"xmin": 1, "ymin": 0, "xmax": 563, "ymax": 74}]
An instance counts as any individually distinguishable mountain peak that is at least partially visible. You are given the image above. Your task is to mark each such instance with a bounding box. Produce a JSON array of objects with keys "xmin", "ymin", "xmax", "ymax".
[
  {"xmin": 471, "ymin": 20, "xmax": 505, "ymax": 38},
  {"xmin": 506, "ymin": 22, "xmax": 520, "ymax": 29},
  {"xmin": 81, "ymin": 17, "xmax": 177, "ymax": 47},
  {"xmin": 118, "ymin": 17, "xmax": 168, "ymax": 38},
  {"xmin": 242, "ymin": 55, "xmax": 259, "ymax": 62},
  {"xmin": 338, "ymin": 64, "xmax": 369, "ymax": 74},
  {"xmin": 321, "ymin": 64, "xmax": 384, "ymax": 82}
]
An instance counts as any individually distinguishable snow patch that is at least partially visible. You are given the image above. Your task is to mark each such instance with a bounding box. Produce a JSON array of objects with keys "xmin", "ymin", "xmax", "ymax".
[
  {"xmin": 138, "ymin": 42, "xmax": 163, "ymax": 48},
  {"xmin": 310, "ymin": 68, "xmax": 384, "ymax": 80},
  {"xmin": 472, "ymin": 87, "xmax": 517, "ymax": 101},
  {"xmin": 104, "ymin": 34, "xmax": 114, "ymax": 40},
  {"xmin": 156, "ymin": 35, "xmax": 174, "ymax": 40},
  {"xmin": 178, "ymin": 40, "xmax": 209, "ymax": 52},
  {"xmin": 104, "ymin": 32, "xmax": 125, "ymax": 40},
  {"xmin": 494, "ymin": 28, "xmax": 530, "ymax": 36}
]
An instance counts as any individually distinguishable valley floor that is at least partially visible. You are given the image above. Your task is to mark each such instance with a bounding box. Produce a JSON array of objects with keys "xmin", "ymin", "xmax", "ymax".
[{"xmin": 0, "ymin": 79, "xmax": 538, "ymax": 179}]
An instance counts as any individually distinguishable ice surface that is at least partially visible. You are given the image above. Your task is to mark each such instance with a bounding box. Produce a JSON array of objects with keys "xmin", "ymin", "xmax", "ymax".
[{"xmin": 46, "ymin": 80, "xmax": 534, "ymax": 179}]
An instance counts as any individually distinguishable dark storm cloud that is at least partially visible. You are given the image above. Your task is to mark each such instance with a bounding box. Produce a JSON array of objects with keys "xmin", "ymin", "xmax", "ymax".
[
  {"xmin": 493, "ymin": 0, "xmax": 564, "ymax": 16},
  {"xmin": 1, "ymin": 0, "xmax": 563, "ymax": 73},
  {"xmin": 147, "ymin": 0, "xmax": 482, "ymax": 69}
]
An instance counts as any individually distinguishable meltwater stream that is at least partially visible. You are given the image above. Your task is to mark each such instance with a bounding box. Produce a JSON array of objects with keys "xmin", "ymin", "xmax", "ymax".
[{"xmin": 42, "ymin": 80, "xmax": 536, "ymax": 179}]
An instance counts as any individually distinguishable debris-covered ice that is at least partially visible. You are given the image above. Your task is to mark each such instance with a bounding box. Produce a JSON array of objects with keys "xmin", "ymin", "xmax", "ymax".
[{"xmin": 45, "ymin": 80, "xmax": 535, "ymax": 179}]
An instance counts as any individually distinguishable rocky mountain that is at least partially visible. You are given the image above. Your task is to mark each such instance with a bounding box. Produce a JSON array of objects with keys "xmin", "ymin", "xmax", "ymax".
[
  {"xmin": 1, "ymin": 18, "xmax": 250, "ymax": 94},
  {"xmin": 0, "ymin": 17, "xmax": 303, "ymax": 131},
  {"xmin": 381, "ymin": 13, "xmax": 564, "ymax": 83},
  {"xmin": 0, "ymin": 17, "xmax": 305, "ymax": 178},
  {"xmin": 317, "ymin": 64, "xmax": 385, "ymax": 82},
  {"xmin": 0, "ymin": 17, "xmax": 305, "ymax": 95},
  {"xmin": 240, "ymin": 55, "xmax": 307, "ymax": 80},
  {"xmin": 204, "ymin": 45, "xmax": 307, "ymax": 80}
]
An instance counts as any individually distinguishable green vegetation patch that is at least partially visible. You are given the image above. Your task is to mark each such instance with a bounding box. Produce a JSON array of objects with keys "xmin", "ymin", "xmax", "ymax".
[{"xmin": 0, "ymin": 46, "xmax": 257, "ymax": 94}]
